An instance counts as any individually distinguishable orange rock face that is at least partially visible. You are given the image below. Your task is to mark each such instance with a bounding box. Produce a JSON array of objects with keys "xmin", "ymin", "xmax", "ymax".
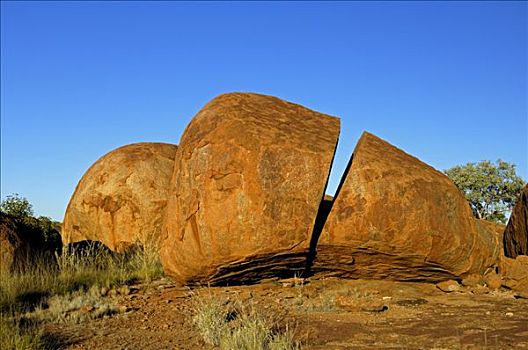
[
  {"xmin": 314, "ymin": 132, "xmax": 500, "ymax": 282},
  {"xmin": 161, "ymin": 93, "xmax": 340, "ymax": 285},
  {"xmin": 500, "ymin": 255, "xmax": 528, "ymax": 298},
  {"xmin": 479, "ymin": 220, "xmax": 506, "ymax": 238},
  {"xmin": 503, "ymin": 184, "xmax": 528, "ymax": 258},
  {"xmin": 479, "ymin": 219, "xmax": 506, "ymax": 253},
  {"xmin": 63, "ymin": 143, "xmax": 178, "ymax": 251}
]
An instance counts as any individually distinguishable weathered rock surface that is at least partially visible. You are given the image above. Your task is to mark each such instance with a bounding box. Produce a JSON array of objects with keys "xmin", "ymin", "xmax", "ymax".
[
  {"xmin": 500, "ymin": 255, "xmax": 528, "ymax": 298},
  {"xmin": 484, "ymin": 271, "xmax": 502, "ymax": 290},
  {"xmin": 436, "ymin": 280, "xmax": 460, "ymax": 293},
  {"xmin": 504, "ymin": 184, "xmax": 528, "ymax": 258},
  {"xmin": 63, "ymin": 142, "xmax": 178, "ymax": 252},
  {"xmin": 479, "ymin": 219, "xmax": 506, "ymax": 253},
  {"xmin": 0, "ymin": 213, "xmax": 24, "ymax": 273},
  {"xmin": 314, "ymin": 132, "xmax": 500, "ymax": 282},
  {"xmin": 461, "ymin": 273, "xmax": 484, "ymax": 287},
  {"xmin": 479, "ymin": 219, "xmax": 506, "ymax": 238},
  {"xmin": 161, "ymin": 93, "xmax": 340, "ymax": 285}
]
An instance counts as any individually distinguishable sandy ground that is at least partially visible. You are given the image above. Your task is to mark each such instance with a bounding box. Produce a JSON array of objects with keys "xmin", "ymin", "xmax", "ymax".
[{"xmin": 44, "ymin": 277, "xmax": 528, "ymax": 350}]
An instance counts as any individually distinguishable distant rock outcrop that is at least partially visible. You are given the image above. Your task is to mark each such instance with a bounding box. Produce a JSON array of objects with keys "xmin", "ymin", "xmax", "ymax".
[
  {"xmin": 0, "ymin": 213, "xmax": 24, "ymax": 273},
  {"xmin": 314, "ymin": 132, "xmax": 500, "ymax": 282},
  {"xmin": 160, "ymin": 93, "xmax": 340, "ymax": 285},
  {"xmin": 62, "ymin": 142, "xmax": 178, "ymax": 252},
  {"xmin": 1, "ymin": 213, "xmax": 62, "ymax": 273},
  {"xmin": 503, "ymin": 184, "xmax": 528, "ymax": 258}
]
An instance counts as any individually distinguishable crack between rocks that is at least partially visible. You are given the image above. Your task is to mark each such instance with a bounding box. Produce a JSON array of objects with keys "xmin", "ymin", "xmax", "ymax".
[{"xmin": 305, "ymin": 131, "xmax": 342, "ymax": 276}]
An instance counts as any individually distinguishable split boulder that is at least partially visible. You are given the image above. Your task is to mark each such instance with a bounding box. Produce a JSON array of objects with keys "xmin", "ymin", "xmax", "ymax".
[
  {"xmin": 314, "ymin": 132, "xmax": 500, "ymax": 282},
  {"xmin": 160, "ymin": 93, "xmax": 340, "ymax": 285}
]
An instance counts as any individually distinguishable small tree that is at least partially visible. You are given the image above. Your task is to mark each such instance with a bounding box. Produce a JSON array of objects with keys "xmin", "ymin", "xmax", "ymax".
[
  {"xmin": 0, "ymin": 193, "xmax": 34, "ymax": 219},
  {"xmin": 445, "ymin": 160, "xmax": 526, "ymax": 223}
]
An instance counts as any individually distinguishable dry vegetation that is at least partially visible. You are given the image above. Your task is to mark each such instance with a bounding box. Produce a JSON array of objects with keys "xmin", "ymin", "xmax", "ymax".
[
  {"xmin": 191, "ymin": 290, "xmax": 300, "ymax": 350},
  {"xmin": 0, "ymin": 241, "xmax": 163, "ymax": 350},
  {"xmin": 3, "ymin": 243, "xmax": 527, "ymax": 349},
  {"xmin": 1, "ymin": 240, "xmax": 301, "ymax": 350}
]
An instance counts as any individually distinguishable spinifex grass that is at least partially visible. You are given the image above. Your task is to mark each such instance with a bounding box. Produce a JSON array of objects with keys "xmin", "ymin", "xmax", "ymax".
[
  {"xmin": 0, "ymin": 310, "xmax": 45, "ymax": 350},
  {"xmin": 0, "ymin": 240, "xmax": 163, "ymax": 349},
  {"xmin": 191, "ymin": 290, "xmax": 301, "ymax": 350}
]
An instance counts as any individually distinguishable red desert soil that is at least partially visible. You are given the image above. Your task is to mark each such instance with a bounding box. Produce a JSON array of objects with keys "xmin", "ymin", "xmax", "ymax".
[{"xmin": 46, "ymin": 277, "xmax": 528, "ymax": 350}]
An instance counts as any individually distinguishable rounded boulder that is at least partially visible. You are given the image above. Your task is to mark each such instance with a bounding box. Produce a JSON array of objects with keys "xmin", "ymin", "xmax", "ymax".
[
  {"xmin": 315, "ymin": 132, "xmax": 500, "ymax": 281},
  {"xmin": 161, "ymin": 93, "xmax": 340, "ymax": 285},
  {"xmin": 62, "ymin": 142, "xmax": 178, "ymax": 251}
]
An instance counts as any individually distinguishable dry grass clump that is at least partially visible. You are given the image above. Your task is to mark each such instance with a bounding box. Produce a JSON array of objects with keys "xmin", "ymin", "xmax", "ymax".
[
  {"xmin": 25, "ymin": 285, "xmax": 122, "ymax": 324},
  {"xmin": 299, "ymin": 283, "xmax": 378, "ymax": 313},
  {"xmin": 0, "ymin": 240, "xmax": 162, "ymax": 312},
  {"xmin": 0, "ymin": 240, "xmax": 162, "ymax": 349},
  {"xmin": 0, "ymin": 311, "xmax": 44, "ymax": 350},
  {"xmin": 0, "ymin": 243, "xmax": 114, "ymax": 314},
  {"xmin": 303, "ymin": 292, "xmax": 337, "ymax": 313},
  {"xmin": 192, "ymin": 291, "xmax": 300, "ymax": 350},
  {"xmin": 125, "ymin": 237, "xmax": 164, "ymax": 283},
  {"xmin": 192, "ymin": 291, "xmax": 228, "ymax": 345}
]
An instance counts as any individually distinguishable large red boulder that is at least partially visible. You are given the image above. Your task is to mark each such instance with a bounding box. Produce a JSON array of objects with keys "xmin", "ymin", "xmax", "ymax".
[
  {"xmin": 314, "ymin": 132, "xmax": 500, "ymax": 281},
  {"xmin": 160, "ymin": 93, "xmax": 340, "ymax": 285},
  {"xmin": 62, "ymin": 142, "xmax": 178, "ymax": 251},
  {"xmin": 503, "ymin": 184, "xmax": 528, "ymax": 258}
]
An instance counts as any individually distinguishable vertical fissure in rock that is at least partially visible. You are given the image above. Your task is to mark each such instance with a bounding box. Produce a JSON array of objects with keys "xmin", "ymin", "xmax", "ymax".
[
  {"xmin": 305, "ymin": 146, "xmax": 356, "ymax": 275},
  {"xmin": 305, "ymin": 135, "xmax": 343, "ymax": 275},
  {"xmin": 332, "ymin": 150, "xmax": 355, "ymax": 204}
]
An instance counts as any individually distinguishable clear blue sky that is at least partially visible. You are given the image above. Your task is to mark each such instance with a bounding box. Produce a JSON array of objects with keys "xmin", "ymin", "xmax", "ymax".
[{"xmin": 1, "ymin": 1, "xmax": 526, "ymax": 221}]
